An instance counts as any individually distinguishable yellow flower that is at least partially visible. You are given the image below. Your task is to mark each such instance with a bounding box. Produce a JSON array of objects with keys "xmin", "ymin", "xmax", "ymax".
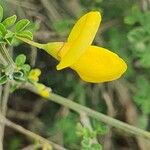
[
  {"xmin": 18, "ymin": 11, "xmax": 127, "ymax": 83},
  {"xmin": 53, "ymin": 11, "xmax": 127, "ymax": 82},
  {"xmin": 28, "ymin": 69, "xmax": 41, "ymax": 82},
  {"xmin": 35, "ymin": 83, "xmax": 51, "ymax": 98},
  {"xmin": 56, "ymin": 11, "xmax": 101, "ymax": 70}
]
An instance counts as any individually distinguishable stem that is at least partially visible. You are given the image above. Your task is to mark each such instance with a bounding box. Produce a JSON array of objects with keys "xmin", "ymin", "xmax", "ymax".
[
  {"xmin": 16, "ymin": 37, "xmax": 64, "ymax": 60},
  {"xmin": 49, "ymin": 93, "xmax": 150, "ymax": 139},
  {"xmin": 0, "ymin": 83, "xmax": 10, "ymax": 150},
  {"xmin": 16, "ymin": 37, "xmax": 45, "ymax": 49},
  {"xmin": 0, "ymin": 52, "xmax": 8, "ymax": 67},
  {"xmin": 0, "ymin": 44, "xmax": 15, "ymax": 72},
  {"xmin": 0, "ymin": 115, "xmax": 67, "ymax": 150},
  {"xmin": 23, "ymin": 83, "xmax": 150, "ymax": 140}
]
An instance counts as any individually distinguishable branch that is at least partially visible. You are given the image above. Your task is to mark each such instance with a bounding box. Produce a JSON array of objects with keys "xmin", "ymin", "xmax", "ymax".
[
  {"xmin": 0, "ymin": 83, "xmax": 10, "ymax": 150},
  {"xmin": 22, "ymin": 83, "xmax": 150, "ymax": 140},
  {"xmin": 0, "ymin": 114, "xmax": 68, "ymax": 150}
]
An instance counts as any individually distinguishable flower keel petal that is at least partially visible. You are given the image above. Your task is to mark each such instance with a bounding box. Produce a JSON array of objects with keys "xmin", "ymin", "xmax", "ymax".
[{"xmin": 71, "ymin": 46, "xmax": 127, "ymax": 83}]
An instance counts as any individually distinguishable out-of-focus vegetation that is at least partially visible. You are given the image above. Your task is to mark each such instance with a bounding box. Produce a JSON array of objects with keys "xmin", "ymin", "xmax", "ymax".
[{"xmin": 0, "ymin": 0, "xmax": 150, "ymax": 149}]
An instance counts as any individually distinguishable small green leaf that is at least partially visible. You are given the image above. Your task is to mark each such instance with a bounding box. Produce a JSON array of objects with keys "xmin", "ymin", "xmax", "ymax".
[
  {"xmin": 13, "ymin": 71, "xmax": 25, "ymax": 81},
  {"xmin": 124, "ymin": 6, "xmax": 142, "ymax": 25},
  {"xmin": 15, "ymin": 54, "xmax": 26, "ymax": 66},
  {"xmin": 0, "ymin": 23, "xmax": 7, "ymax": 36},
  {"xmin": 4, "ymin": 30, "xmax": 14, "ymax": 39},
  {"xmin": 0, "ymin": 5, "xmax": 3, "ymax": 22},
  {"xmin": 2, "ymin": 15, "xmax": 17, "ymax": 28},
  {"xmin": 16, "ymin": 30, "xmax": 33, "ymax": 40},
  {"xmin": 15, "ymin": 19, "xmax": 30, "ymax": 32},
  {"xmin": 0, "ymin": 75, "xmax": 7, "ymax": 85},
  {"xmin": 21, "ymin": 64, "xmax": 31, "ymax": 73}
]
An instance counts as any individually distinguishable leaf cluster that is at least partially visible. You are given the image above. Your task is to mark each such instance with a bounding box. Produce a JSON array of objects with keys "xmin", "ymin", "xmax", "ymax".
[
  {"xmin": 134, "ymin": 76, "xmax": 150, "ymax": 115},
  {"xmin": 0, "ymin": 5, "xmax": 33, "ymax": 46},
  {"xmin": 125, "ymin": 6, "xmax": 150, "ymax": 68},
  {"xmin": 0, "ymin": 54, "xmax": 31, "ymax": 86},
  {"xmin": 76, "ymin": 123, "xmax": 103, "ymax": 150}
]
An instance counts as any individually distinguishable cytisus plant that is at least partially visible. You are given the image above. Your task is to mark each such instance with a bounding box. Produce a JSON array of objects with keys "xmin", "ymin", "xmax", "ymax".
[
  {"xmin": 0, "ymin": 5, "xmax": 50, "ymax": 97},
  {"xmin": 0, "ymin": 4, "xmax": 150, "ymax": 150}
]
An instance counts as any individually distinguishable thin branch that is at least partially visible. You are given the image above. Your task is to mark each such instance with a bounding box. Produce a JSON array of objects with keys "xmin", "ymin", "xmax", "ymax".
[
  {"xmin": 0, "ymin": 115, "xmax": 68, "ymax": 150},
  {"xmin": 22, "ymin": 83, "xmax": 150, "ymax": 140},
  {"xmin": 1, "ymin": 83, "xmax": 10, "ymax": 115},
  {"xmin": 0, "ymin": 83, "xmax": 10, "ymax": 150}
]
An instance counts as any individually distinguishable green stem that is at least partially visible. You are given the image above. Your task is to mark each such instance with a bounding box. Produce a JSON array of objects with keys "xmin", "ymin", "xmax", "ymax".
[
  {"xmin": 16, "ymin": 37, "xmax": 64, "ymax": 60},
  {"xmin": 49, "ymin": 93, "xmax": 150, "ymax": 139},
  {"xmin": 0, "ymin": 44, "xmax": 15, "ymax": 68},
  {"xmin": 16, "ymin": 37, "xmax": 45, "ymax": 49},
  {"xmin": 0, "ymin": 52, "xmax": 8, "ymax": 67},
  {"xmin": 24, "ymin": 83, "xmax": 150, "ymax": 140}
]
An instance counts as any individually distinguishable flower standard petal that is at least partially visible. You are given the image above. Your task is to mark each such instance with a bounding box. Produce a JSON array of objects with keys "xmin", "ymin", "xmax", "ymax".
[
  {"xmin": 57, "ymin": 11, "xmax": 101, "ymax": 70},
  {"xmin": 71, "ymin": 46, "xmax": 127, "ymax": 83}
]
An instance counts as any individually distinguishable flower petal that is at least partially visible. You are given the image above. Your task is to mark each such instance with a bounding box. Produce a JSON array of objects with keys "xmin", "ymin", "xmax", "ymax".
[
  {"xmin": 57, "ymin": 11, "xmax": 101, "ymax": 70},
  {"xmin": 71, "ymin": 46, "xmax": 127, "ymax": 83}
]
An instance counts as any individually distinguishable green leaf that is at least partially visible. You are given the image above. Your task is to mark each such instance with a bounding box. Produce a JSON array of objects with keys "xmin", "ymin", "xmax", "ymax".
[
  {"xmin": 134, "ymin": 76, "xmax": 150, "ymax": 114},
  {"xmin": 124, "ymin": 6, "xmax": 142, "ymax": 25},
  {"xmin": 15, "ymin": 19, "xmax": 30, "ymax": 32},
  {"xmin": 21, "ymin": 64, "xmax": 31, "ymax": 73},
  {"xmin": 140, "ymin": 12, "xmax": 150, "ymax": 34},
  {"xmin": 0, "ymin": 5, "xmax": 3, "ymax": 22},
  {"xmin": 16, "ymin": 30, "xmax": 33, "ymax": 40},
  {"xmin": 15, "ymin": 54, "xmax": 26, "ymax": 66},
  {"xmin": 13, "ymin": 71, "xmax": 25, "ymax": 81},
  {"xmin": 81, "ymin": 137, "xmax": 90, "ymax": 148},
  {"xmin": 0, "ymin": 23, "xmax": 7, "ymax": 36},
  {"xmin": 10, "ymin": 37, "xmax": 21, "ymax": 46},
  {"xmin": 4, "ymin": 30, "xmax": 14, "ymax": 39},
  {"xmin": 2, "ymin": 15, "xmax": 17, "ymax": 28},
  {"xmin": 92, "ymin": 119, "xmax": 107, "ymax": 135},
  {"xmin": 0, "ymin": 75, "xmax": 7, "ymax": 85},
  {"xmin": 139, "ymin": 50, "xmax": 150, "ymax": 68},
  {"xmin": 127, "ymin": 27, "xmax": 146, "ymax": 43}
]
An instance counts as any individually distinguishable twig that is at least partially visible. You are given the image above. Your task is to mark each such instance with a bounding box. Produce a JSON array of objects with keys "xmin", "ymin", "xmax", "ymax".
[
  {"xmin": 7, "ymin": 109, "xmax": 35, "ymax": 121},
  {"xmin": 1, "ymin": 83, "xmax": 10, "ymax": 116},
  {"xmin": 0, "ymin": 115, "xmax": 68, "ymax": 150},
  {"xmin": 22, "ymin": 83, "xmax": 150, "ymax": 140},
  {"xmin": 0, "ymin": 83, "xmax": 10, "ymax": 150},
  {"xmin": 30, "ymin": 46, "xmax": 37, "ymax": 67}
]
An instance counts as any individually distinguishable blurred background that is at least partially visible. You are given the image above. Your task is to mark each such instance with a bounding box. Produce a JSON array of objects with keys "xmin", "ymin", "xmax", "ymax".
[{"xmin": 0, "ymin": 0, "xmax": 150, "ymax": 149}]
